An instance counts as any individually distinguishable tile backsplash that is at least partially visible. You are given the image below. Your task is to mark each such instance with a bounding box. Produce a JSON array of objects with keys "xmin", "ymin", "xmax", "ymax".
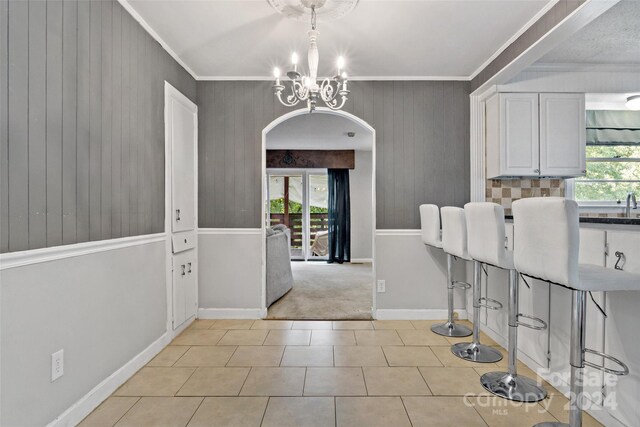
[
  {"xmin": 485, "ymin": 178, "xmax": 564, "ymax": 215},
  {"xmin": 485, "ymin": 178, "xmax": 639, "ymax": 218}
]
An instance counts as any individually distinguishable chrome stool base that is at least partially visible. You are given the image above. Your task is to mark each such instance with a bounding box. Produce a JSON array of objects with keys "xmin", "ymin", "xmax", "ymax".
[
  {"xmin": 451, "ymin": 342, "xmax": 503, "ymax": 363},
  {"xmin": 533, "ymin": 423, "xmax": 567, "ymax": 427},
  {"xmin": 431, "ymin": 321, "xmax": 472, "ymax": 337},
  {"xmin": 480, "ymin": 371, "xmax": 547, "ymax": 402}
]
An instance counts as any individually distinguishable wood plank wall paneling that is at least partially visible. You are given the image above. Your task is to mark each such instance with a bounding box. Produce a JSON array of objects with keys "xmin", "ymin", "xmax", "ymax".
[
  {"xmin": 470, "ymin": 0, "xmax": 585, "ymax": 92},
  {"xmin": 197, "ymin": 80, "xmax": 471, "ymax": 229},
  {"xmin": 1, "ymin": 0, "xmax": 196, "ymax": 253}
]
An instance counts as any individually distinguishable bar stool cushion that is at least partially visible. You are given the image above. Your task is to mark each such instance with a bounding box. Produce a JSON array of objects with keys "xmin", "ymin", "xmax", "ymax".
[
  {"xmin": 420, "ymin": 204, "xmax": 442, "ymax": 248},
  {"xmin": 512, "ymin": 198, "xmax": 579, "ymax": 288},
  {"xmin": 464, "ymin": 202, "xmax": 514, "ymax": 270},
  {"xmin": 441, "ymin": 207, "xmax": 472, "ymax": 261},
  {"xmin": 578, "ymin": 264, "xmax": 640, "ymax": 291},
  {"xmin": 512, "ymin": 197, "xmax": 640, "ymax": 291}
]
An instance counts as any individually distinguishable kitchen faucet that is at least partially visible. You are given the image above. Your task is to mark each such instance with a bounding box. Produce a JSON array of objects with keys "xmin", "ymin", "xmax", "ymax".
[{"xmin": 626, "ymin": 192, "xmax": 637, "ymax": 218}]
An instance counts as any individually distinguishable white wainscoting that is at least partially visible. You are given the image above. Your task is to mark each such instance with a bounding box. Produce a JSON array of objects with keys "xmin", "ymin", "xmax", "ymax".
[
  {"xmin": 0, "ymin": 235, "xmax": 169, "ymax": 427},
  {"xmin": 374, "ymin": 230, "xmax": 468, "ymax": 315},
  {"xmin": 198, "ymin": 229, "xmax": 264, "ymax": 315}
]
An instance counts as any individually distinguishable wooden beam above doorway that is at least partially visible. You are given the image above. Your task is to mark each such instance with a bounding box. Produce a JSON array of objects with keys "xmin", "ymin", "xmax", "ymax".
[{"xmin": 266, "ymin": 150, "xmax": 355, "ymax": 169}]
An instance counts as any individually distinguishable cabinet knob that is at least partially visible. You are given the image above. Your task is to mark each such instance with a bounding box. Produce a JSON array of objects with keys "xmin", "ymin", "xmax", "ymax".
[
  {"xmin": 534, "ymin": 169, "xmax": 540, "ymax": 174},
  {"xmin": 181, "ymin": 264, "xmax": 186, "ymax": 276},
  {"xmin": 187, "ymin": 262, "xmax": 192, "ymax": 274},
  {"xmin": 581, "ymin": 170, "xmax": 587, "ymax": 174},
  {"xmin": 176, "ymin": 209, "xmax": 181, "ymax": 221}
]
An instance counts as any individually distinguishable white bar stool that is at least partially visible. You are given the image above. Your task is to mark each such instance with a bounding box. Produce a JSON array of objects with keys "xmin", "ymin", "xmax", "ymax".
[
  {"xmin": 513, "ymin": 197, "xmax": 636, "ymax": 427},
  {"xmin": 465, "ymin": 202, "xmax": 547, "ymax": 402},
  {"xmin": 447, "ymin": 205, "xmax": 504, "ymax": 363},
  {"xmin": 419, "ymin": 204, "xmax": 472, "ymax": 337}
]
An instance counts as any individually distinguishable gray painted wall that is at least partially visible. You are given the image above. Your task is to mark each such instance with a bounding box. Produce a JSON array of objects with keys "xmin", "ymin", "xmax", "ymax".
[
  {"xmin": 197, "ymin": 80, "xmax": 470, "ymax": 229},
  {"xmin": 1, "ymin": 0, "xmax": 196, "ymax": 253}
]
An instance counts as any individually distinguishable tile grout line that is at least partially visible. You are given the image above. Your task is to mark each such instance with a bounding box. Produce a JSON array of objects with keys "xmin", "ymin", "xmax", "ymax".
[
  {"xmin": 259, "ymin": 396, "xmax": 270, "ymax": 427},
  {"xmin": 224, "ymin": 344, "xmax": 240, "ymax": 367},
  {"xmin": 237, "ymin": 366, "xmax": 253, "ymax": 397},
  {"xmin": 174, "ymin": 366, "xmax": 199, "ymax": 397},
  {"xmin": 399, "ymin": 396, "xmax": 415, "ymax": 427},
  {"xmin": 416, "ymin": 364, "xmax": 434, "ymax": 395},
  {"xmin": 183, "ymin": 396, "xmax": 206, "ymax": 427},
  {"xmin": 104, "ymin": 396, "xmax": 141, "ymax": 426}
]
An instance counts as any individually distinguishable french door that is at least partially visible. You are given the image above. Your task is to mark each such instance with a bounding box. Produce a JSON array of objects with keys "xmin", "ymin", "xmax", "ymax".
[{"xmin": 267, "ymin": 170, "xmax": 329, "ymax": 261}]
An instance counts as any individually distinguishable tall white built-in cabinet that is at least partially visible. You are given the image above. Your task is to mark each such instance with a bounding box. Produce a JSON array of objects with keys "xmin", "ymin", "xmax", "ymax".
[
  {"xmin": 165, "ymin": 82, "xmax": 198, "ymax": 330},
  {"xmin": 486, "ymin": 92, "xmax": 586, "ymax": 179}
]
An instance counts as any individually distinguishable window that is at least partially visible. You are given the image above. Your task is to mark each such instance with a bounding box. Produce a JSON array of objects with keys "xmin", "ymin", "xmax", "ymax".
[{"xmin": 574, "ymin": 110, "xmax": 640, "ymax": 204}]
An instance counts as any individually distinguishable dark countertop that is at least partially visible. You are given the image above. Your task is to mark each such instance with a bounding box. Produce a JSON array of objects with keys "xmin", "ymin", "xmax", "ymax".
[{"xmin": 504, "ymin": 215, "xmax": 640, "ymax": 226}]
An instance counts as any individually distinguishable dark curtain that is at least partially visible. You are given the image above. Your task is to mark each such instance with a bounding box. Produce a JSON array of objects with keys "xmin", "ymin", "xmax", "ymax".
[{"xmin": 327, "ymin": 169, "xmax": 351, "ymax": 263}]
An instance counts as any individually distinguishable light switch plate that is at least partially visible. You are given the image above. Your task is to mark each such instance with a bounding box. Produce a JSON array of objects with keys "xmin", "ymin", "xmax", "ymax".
[
  {"xmin": 51, "ymin": 349, "xmax": 64, "ymax": 382},
  {"xmin": 377, "ymin": 280, "xmax": 386, "ymax": 293}
]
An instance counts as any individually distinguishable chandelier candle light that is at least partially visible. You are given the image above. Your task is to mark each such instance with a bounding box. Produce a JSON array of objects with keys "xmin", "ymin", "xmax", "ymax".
[{"xmin": 272, "ymin": 2, "xmax": 349, "ymax": 112}]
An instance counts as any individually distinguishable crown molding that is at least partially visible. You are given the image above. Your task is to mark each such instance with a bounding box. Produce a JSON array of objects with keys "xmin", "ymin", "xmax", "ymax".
[
  {"xmin": 119, "ymin": 0, "xmax": 568, "ymax": 84},
  {"xmin": 195, "ymin": 75, "xmax": 472, "ymax": 81},
  {"xmin": 527, "ymin": 62, "xmax": 640, "ymax": 73},
  {"xmin": 117, "ymin": 0, "xmax": 198, "ymax": 80},
  {"xmin": 468, "ymin": 0, "xmax": 559, "ymax": 80}
]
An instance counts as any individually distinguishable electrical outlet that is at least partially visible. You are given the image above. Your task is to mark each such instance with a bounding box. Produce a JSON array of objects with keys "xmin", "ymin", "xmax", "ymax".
[
  {"xmin": 51, "ymin": 349, "xmax": 64, "ymax": 382},
  {"xmin": 377, "ymin": 280, "xmax": 386, "ymax": 293}
]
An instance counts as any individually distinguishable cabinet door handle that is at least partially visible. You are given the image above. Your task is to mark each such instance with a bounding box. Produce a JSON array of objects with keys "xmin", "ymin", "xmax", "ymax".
[
  {"xmin": 181, "ymin": 264, "xmax": 186, "ymax": 276},
  {"xmin": 176, "ymin": 209, "xmax": 181, "ymax": 221},
  {"xmin": 534, "ymin": 169, "xmax": 540, "ymax": 174},
  {"xmin": 187, "ymin": 262, "xmax": 192, "ymax": 274}
]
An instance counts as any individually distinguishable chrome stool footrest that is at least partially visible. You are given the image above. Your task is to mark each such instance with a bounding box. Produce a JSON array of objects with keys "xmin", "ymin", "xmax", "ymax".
[
  {"xmin": 479, "ymin": 297, "xmax": 503, "ymax": 310},
  {"xmin": 452, "ymin": 280, "xmax": 471, "ymax": 290},
  {"xmin": 583, "ymin": 348, "xmax": 629, "ymax": 376},
  {"xmin": 517, "ymin": 313, "xmax": 548, "ymax": 331},
  {"xmin": 480, "ymin": 371, "xmax": 547, "ymax": 402}
]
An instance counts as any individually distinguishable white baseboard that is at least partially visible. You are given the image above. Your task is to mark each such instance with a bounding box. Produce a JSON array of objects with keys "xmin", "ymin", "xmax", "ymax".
[
  {"xmin": 46, "ymin": 332, "xmax": 170, "ymax": 427},
  {"xmin": 350, "ymin": 258, "xmax": 373, "ymax": 263},
  {"xmin": 198, "ymin": 308, "xmax": 265, "ymax": 319},
  {"xmin": 374, "ymin": 309, "xmax": 468, "ymax": 320}
]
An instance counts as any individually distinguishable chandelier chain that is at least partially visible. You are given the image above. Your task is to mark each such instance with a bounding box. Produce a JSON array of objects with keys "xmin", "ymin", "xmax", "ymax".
[{"xmin": 311, "ymin": 6, "xmax": 317, "ymax": 30}]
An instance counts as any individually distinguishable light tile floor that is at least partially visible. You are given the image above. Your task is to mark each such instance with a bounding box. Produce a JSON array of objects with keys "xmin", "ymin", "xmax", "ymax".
[{"xmin": 80, "ymin": 319, "xmax": 604, "ymax": 427}]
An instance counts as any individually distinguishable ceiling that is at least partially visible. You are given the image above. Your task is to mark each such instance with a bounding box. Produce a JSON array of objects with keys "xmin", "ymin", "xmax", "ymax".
[
  {"xmin": 124, "ymin": 0, "xmax": 553, "ymax": 79},
  {"xmin": 586, "ymin": 93, "xmax": 639, "ymax": 110},
  {"xmin": 266, "ymin": 112, "xmax": 373, "ymax": 150},
  {"xmin": 536, "ymin": 0, "xmax": 640, "ymax": 65}
]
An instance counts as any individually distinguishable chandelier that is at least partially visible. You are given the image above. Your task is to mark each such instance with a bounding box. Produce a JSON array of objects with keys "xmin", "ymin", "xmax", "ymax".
[{"xmin": 272, "ymin": 2, "xmax": 349, "ymax": 112}]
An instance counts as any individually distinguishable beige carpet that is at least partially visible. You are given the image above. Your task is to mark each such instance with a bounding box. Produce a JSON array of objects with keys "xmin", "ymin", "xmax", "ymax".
[{"xmin": 267, "ymin": 262, "xmax": 373, "ymax": 320}]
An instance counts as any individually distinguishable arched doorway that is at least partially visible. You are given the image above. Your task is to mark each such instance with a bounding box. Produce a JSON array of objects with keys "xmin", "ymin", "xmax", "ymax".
[{"xmin": 260, "ymin": 108, "xmax": 377, "ymax": 319}]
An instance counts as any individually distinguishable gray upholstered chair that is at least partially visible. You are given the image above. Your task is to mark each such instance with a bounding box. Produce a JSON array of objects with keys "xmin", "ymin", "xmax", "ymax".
[{"xmin": 265, "ymin": 226, "xmax": 294, "ymax": 307}]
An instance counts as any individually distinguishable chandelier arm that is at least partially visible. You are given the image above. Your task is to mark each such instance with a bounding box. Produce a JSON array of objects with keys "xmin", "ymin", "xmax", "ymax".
[
  {"xmin": 275, "ymin": 85, "xmax": 300, "ymax": 107},
  {"xmin": 292, "ymin": 80, "xmax": 310, "ymax": 102},
  {"xmin": 324, "ymin": 95, "xmax": 348, "ymax": 111},
  {"xmin": 320, "ymin": 78, "xmax": 340, "ymax": 103}
]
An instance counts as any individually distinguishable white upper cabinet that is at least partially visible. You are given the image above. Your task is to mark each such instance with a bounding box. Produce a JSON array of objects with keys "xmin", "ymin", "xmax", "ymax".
[
  {"xmin": 487, "ymin": 93, "xmax": 539, "ymax": 178},
  {"xmin": 486, "ymin": 92, "xmax": 586, "ymax": 179},
  {"xmin": 539, "ymin": 93, "xmax": 586, "ymax": 177}
]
